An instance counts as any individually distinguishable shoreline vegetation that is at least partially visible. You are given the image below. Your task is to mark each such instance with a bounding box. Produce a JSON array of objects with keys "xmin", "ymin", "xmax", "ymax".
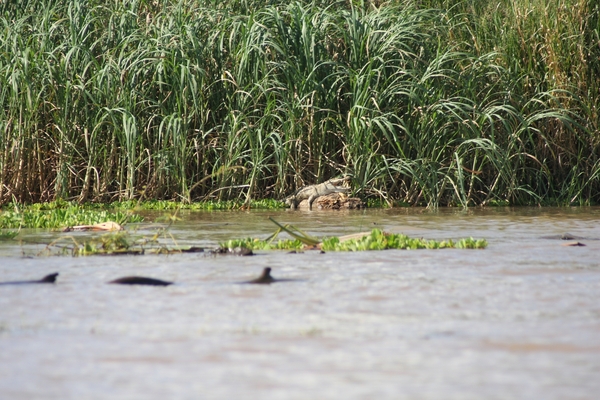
[
  {"xmin": 1, "ymin": 0, "xmax": 599, "ymax": 207},
  {"xmin": 0, "ymin": 199, "xmax": 288, "ymax": 229}
]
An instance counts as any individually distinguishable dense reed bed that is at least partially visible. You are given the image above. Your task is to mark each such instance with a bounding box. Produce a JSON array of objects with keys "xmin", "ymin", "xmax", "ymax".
[{"xmin": 1, "ymin": 0, "xmax": 598, "ymax": 206}]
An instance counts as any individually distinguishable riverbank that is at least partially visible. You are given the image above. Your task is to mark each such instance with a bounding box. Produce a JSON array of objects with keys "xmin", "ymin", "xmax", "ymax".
[{"xmin": 1, "ymin": 0, "xmax": 598, "ymax": 206}]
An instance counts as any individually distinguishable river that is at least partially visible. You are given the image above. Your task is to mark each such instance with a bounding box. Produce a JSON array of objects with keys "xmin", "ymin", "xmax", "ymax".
[{"xmin": 0, "ymin": 207, "xmax": 599, "ymax": 399}]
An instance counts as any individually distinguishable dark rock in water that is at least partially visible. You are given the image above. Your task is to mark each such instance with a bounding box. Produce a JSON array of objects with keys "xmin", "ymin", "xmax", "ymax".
[
  {"xmin": 233, "ymin": 247, "xmax": 253, "ymax": 256},
  {"xmin": 210, "ymin": 246, "xmax": 254, "ymax": 256},
  {"xmin": 0, "ymin": 273, "xmax": 59, "ymax": 285},
  {"xmin": 179, "ymin": 247, "xmax": 204, "ymax": 253},
  {"xmin": 240, "ymin": 267, "xmax": 302, "ymax": 284},
  {"xmin": 108, "ymin": 276, "xmax": 173, "ymax": 286}
]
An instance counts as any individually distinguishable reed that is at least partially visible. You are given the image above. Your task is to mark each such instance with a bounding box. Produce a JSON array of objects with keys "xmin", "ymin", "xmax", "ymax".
[{"xmin": 0, "ymin": 0, "xmax": 598, "ymax": 207}]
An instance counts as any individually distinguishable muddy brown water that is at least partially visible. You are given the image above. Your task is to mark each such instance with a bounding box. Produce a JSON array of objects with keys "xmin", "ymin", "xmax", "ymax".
[{"xmin": 1, "ymin": 207, "xmax": 599, "ymax": 399}]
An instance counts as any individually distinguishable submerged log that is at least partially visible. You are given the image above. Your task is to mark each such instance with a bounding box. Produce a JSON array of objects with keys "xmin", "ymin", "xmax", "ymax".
[{"xmin": 296, "ymin": 193, "xmax": 365, "ymax": 210}]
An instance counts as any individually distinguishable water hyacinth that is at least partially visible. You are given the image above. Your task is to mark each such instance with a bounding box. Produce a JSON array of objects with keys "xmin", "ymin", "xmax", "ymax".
[
  {"xmin": 0, "ymin": 0, "xmax": 598, "ymax": 207},
  {"xmin": 221, "ymin": 237, "xmax": 305, "ymax": 251},
  {"xmin": 0, "ymin": 201, "xmax": 143, "ymax": 229},
  {"xmin": 319, "ymin": 229, "xmax": 487, "ymax": 251},
  {"xmin": 221, "ymin": 228, "xmax": 487, "ymax": 251}
]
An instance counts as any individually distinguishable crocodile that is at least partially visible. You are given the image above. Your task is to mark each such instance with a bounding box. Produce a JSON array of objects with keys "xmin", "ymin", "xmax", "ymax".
[{"xmin": 285, "ymin": 177, "xmax": 351, "ymax": 210}]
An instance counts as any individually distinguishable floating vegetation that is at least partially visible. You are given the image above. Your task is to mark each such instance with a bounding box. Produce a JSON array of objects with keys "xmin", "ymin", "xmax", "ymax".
[
  {"xmin": 70, "ymin": 232, "xmax": 137, "ymax": 256},
  {"xmin": 0, "ymin": 230, "xmax": 19, "ymax": 240},
  {"xmin": 45, "ymin": 230, "xmax": 204, "ymax": 257},
  {"xmin": 220, "ymin": 237, "xmax": 304, "ymax": 251},
  {"xmin": 220, "ymin": 219, "xmax": 487, "ymax": 251},
  {"xmin": 36, "ymin": 218, "xmax": 486, "ymax": 257},
  {"xmin": 222, "ymin": 229, "xmax": 487, "ymax": 251},
  {"xmin": 0, "ymin": 200, "xmax": 287, "ymax": 231},
  {"xmin": 320, "ymin": 230, "xmax": 487, "ymax": 251},
  {"xmin": 0, "ymin": 202, "xmax": 143, "ymax": 229}
]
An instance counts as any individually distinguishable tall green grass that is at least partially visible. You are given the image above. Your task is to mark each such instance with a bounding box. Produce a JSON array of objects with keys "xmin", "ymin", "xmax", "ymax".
[{"xmin": 0, "ymin": 0, "xmax": 598, "ymax": 207}]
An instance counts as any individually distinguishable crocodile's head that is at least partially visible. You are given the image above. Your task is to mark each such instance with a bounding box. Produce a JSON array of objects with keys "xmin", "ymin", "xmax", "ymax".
[
  {"xmin": 329, "ymin": 176, "xmax": 351, "ymax": 187},
  {"xmin": 284, "ymin": 195, "xmax": 295, "ymax": 206}
]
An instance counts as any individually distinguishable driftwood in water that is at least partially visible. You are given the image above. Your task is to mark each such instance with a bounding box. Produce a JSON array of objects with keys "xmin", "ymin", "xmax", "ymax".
[{"xmin": 62, "ymin": 221, "xmax": 123, "ymax": 232}]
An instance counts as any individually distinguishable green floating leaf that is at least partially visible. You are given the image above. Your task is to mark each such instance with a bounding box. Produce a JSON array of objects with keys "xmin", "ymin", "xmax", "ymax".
[
  {"xmin": 224, "ymin": 227, "xmax": 487, "ymax": 251},
  {"xmin": 0, "ymin": 231, "xmax": 19, "ymax": 240},
  {"xmin": 0, "ymin": 201, "xmax": 143, "ymax": 229}
]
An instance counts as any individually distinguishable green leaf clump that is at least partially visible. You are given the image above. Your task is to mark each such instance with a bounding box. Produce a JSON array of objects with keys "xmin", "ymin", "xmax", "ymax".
[
  {"xmin": 0, "ymin": 201, "xmax": 143, "ymax": 229},
  {"xmin": 0, "ymin": 230, "xmax": 19, "ymax": 240},
  {"xmin": 220, "ymin": 237, "xmax": 304, "ymax": 251},
  {"xmin": 222, "ymin": 229, "xmax": 487, "ymax": 251},
  {"xmin": 72, "ymin": 232, "xmax": 134, "ymax": 256},
  {"xmin": 320, "ymin": 229, "xmax": 487, "ymax": 251}
]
